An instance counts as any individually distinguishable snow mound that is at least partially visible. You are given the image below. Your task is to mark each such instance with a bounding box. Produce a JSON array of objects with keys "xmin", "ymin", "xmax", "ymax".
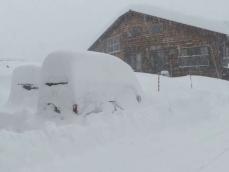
[
  {"xmin": 38, "ymin": 51, "xmax": 143, "ymax": 118},
  {"xmin": 6, "ymin": 65, "xmax": 41, "ymax": 110}
]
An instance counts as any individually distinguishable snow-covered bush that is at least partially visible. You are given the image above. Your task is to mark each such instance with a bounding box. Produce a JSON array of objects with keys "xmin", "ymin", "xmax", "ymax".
[
  {"xmin": 7, "ymin": 65, "xmax": 41, "ymax": 110},
  {"xmin": 38, "ymin": 51, "xmax": 143, "ymax": 117}
]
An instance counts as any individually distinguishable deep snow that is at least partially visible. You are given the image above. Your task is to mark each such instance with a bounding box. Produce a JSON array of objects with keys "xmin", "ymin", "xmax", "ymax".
[
  {"xmin": 1, "ymin": 61, "xmax": 229, "ymax": 172},
  {"xmin": 38, "ymin": 51, "xmax": 142, "ymax": 118},
  {"xmin": 6, "ymin": 64, "xmax": 40, "ymax": 110},
  {"xmin": 0, "ymin": 60, "xmax": 40, "ymax": 106}
]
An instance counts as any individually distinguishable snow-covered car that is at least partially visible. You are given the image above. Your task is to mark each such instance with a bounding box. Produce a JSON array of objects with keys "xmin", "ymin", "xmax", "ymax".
[
  {"xmin": 38, "ymin": 51, "xmax": 143, "ymax": 117},
  {"xmin": 7, "ymin": 65, "xmax": 41, "ymax": 110}
]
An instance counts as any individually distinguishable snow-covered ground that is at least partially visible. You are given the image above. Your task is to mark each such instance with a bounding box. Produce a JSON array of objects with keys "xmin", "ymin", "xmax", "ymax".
[{"xmin": 1, "ymin": 60, "xmax": 229, "ymax": 172}]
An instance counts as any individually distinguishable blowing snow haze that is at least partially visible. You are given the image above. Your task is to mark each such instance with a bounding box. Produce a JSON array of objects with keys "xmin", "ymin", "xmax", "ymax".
[
  {"xmin": 1, "ymin": 1, "xmax": 229, "ymax": 171},
  {"xmin": 0, "ymin": 0, "xmax": 228, "ymax": 60}
]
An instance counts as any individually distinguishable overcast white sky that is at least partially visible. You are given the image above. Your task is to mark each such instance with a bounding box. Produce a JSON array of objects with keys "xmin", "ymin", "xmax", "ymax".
[{"xmin": 0, "ymin": 0, "xmax": 228, "ymax": 60}]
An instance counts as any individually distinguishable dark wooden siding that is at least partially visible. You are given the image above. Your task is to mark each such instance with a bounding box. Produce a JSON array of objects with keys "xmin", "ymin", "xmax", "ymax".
[{"xmin": 89, "ymin": 11, "xmax": 227, "ymax": 78}]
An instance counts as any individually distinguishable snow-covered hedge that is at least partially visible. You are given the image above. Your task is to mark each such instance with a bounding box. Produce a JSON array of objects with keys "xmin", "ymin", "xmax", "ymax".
[{"xmin": 38, "ymin": 51, "xmax": 143, "ymax": 117}]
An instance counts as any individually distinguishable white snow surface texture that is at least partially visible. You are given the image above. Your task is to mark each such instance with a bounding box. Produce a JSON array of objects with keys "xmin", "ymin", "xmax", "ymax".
[{"xmin": 1, "ymin": 59, "xmax": 229, "ymax": 171}]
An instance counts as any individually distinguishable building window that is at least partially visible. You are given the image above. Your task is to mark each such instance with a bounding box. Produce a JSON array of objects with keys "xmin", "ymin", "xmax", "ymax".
[
  {"xmin": 179, "ymin": 46, "xmax": 210, "ymax": 68},
  {"xmin": 224, "ymin": 47, "xmax": 229, "ymax": 57},
  {"xmin": 223, "ymin": 46, "xmax": 229, "ymax": 68},
  {"xmin": 151, "ymin": 24, "xmax": 163, "ymax": 34},
  {"xmin": 106, "ymin": 36, "xmax": 120, "ymax": 54},
  {"xmin": 127, "ymin": 53, "xmax": 142, "ymax": 72},
  {"xmin": 136, "ymin": 54, "xmax": 142, "ymax": 71},
  {"xmin": 150, "ymin": 50, "xmax": 169, "ymax": 73},
  {"xmin": 128, "ymin": 26, "xmax": 142, "ymax": 37}
]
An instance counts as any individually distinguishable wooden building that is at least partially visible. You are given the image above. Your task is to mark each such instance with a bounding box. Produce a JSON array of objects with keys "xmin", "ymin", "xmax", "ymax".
[{"xmin": 89, "ymin": 9, "xmax": 229, "ymax": 78}]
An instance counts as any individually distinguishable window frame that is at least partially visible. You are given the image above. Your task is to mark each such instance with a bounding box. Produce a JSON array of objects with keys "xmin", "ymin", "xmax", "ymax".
[
  {"xmin": 106, "ymin": 35, "xmax": 121, "ymax": 54},
  {"xmin": 128, "ymin": 26, "xmax": 143, "ymax": 38},
  {"xmin": 178, "ymin": 46, "xmax": 210, "ymax": 68},
  {"xmin": 135, "ymin": 53, "xmax": 142, "ymax": 72},
  {"xmin": 223, "ymin": 46, "xmax": 229, "ymax": 68},
  {"xmin": 150, "ymin": 24, "xmax": 163, "ymax": 34},
  {"xmin": 223, "ymin": 46, "xmax": 229, "ymax": 59}
]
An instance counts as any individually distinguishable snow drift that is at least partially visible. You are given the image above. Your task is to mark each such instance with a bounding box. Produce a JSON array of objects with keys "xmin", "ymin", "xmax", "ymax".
[{"xmin": 38, "ymin": 51, "xmax": 143, "ymax": 118}]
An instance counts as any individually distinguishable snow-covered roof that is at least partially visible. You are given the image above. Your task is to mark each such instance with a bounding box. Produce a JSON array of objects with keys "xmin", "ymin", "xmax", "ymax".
[
  {"xmin": 129, "ymin": 5, "xmax": 229, "ymax": 35},
  {"xmin": 89, "ymin": 5, "xmax": 229, "ymax": 50}
]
